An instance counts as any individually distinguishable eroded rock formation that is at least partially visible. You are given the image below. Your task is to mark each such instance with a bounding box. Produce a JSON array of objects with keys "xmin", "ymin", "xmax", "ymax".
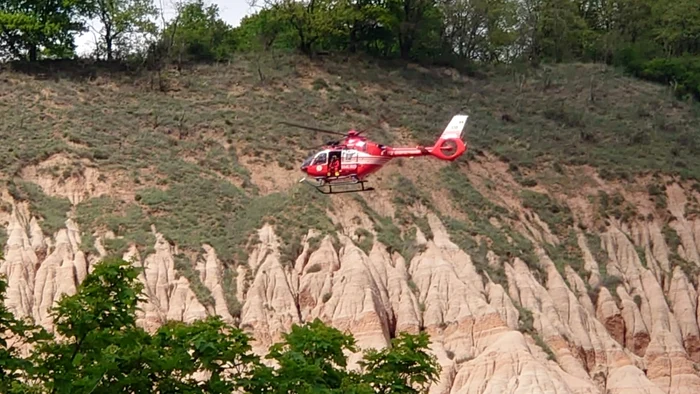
[{"xmin": 3, "ymin": 160, "xmax": 700, "ymax": 394}]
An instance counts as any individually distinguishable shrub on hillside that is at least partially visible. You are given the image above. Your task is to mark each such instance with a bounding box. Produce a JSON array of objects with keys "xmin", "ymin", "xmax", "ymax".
[
  {"xmin": 615, "ymin": 43, "xmax": 700, "ymax": 100},
  {"xmin": 638, "ymin": 56, "xmax": 700, "ymax": 100}
]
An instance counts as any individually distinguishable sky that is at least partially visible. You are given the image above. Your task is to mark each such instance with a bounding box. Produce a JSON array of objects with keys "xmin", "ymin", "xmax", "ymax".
[{"xmin": 74, "ymin": 0, "xmax": 256, "ymax": 56}]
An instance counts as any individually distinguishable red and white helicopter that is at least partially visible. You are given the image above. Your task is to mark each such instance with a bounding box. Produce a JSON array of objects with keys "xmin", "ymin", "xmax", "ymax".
[{"xmin": 284, "ymin": 114, "xmax": 469, "ymax": 194}]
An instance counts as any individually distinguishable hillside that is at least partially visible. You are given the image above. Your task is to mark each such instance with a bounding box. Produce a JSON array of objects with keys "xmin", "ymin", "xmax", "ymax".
[{"xmin": 2, "ymin": 53, "xmax": 700, "ymax": 393}]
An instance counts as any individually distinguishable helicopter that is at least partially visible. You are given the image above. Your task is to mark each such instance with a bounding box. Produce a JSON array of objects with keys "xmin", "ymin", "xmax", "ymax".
[{"xmin": 284, "ymin": 114, "xmax": 470, "ymax": 194}]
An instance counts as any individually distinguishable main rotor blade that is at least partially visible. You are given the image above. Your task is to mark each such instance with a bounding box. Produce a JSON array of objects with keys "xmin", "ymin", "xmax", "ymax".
[{"xmin": 279, "ymin": 121, "xmax": 348, "ymax": 137}]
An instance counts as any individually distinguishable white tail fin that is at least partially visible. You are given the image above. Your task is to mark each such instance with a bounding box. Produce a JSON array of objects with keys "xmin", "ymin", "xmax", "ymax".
[
  {"xmin": 440, "ymin": 114, "xmax": 469, "ymax": 140},
  {"xmin": 430, "ymin": 114, "xmax": 469, "ymax": 161}
]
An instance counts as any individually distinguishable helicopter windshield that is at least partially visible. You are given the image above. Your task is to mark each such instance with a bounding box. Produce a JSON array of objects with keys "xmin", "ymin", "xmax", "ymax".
[
  {"xmin": 301, "ymin": 151, "xmax": 329, "ymax": 170},
  {"xmin": 312, "ymin": 152, "xmax": 327, "ymax": 165},
  {"xmin": 301, "ymin": 154, "xmax": 315, "ymax": 168}
]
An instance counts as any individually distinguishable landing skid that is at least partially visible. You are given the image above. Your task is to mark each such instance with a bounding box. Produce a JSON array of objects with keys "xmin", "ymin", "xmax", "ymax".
[{"xmin": 299, "ymin": 177, "xmax": 375, "ymax": 194}]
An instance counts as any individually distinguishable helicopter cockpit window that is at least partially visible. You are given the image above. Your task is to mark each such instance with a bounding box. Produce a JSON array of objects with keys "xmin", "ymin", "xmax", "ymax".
[
  {"xmin": 301, "ymin": 154, "xmax": 314, "ymax": 168},
  {"xmin": 312, "ymin": 152, "xmax": 327, "ymax": 165}
]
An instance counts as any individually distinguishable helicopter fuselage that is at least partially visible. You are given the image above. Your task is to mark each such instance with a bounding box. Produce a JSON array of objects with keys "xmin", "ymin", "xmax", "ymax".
[
  {"xmin": 301, "ymin": 139, "xmax": 390, "ymax": 182},
  {"xmin": 295, "ymin": 114, "xmax": 470, "ymax": 193}
]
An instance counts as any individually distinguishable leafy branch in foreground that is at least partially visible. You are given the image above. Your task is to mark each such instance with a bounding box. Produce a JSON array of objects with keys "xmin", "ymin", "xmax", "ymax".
[
  {"xmin": 358, "ymin": 332, "xmax": 441, "ymax": 393},
  {"xmin": 0, "ymin": 272, "xmax": 51, "ymax": 394},
  {"xmin": 0, "ymin": 255, "xmax": 441, "ymax": 393}
]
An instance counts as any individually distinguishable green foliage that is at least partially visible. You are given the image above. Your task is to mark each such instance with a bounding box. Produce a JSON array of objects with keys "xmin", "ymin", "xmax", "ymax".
[
  {"xmin": 662, "ymin": 223, "xmax": 681, "ymax": 251},
  {"xmin": 438, "ymin": 0, "xmax": 518, "ymax": 62},
  {"xmin": 636, "ymin": 55, "xmax": 700, "ymax": 101},
  {"xmin": 543, "ymin": 233, "xmax": 586, "ymax": 280},
  {"xmin": 0, "ymin": 0, "xmax": 90, "ymax": 61},
  {"xmin": 262, "ymin": 0, "xmax": 354, "ymax": 56},
  {"xmin": 263, "ymin": 318, "xmax": 360, "ymax": 391},
  {"xmin": 634, "ymin": 294, "xmax": 642, "ymax": 308},
  {"xmin": 514, "ymin": 302, "xmax": 556, "ymax": 361},
  {"xmin": 74, "ymin": 196, "xmax": 155, "ymax": 255},
  {"xmin": 600, "ymin": 274, "xmax": 623, "ymax": 300},
  {"xmin": 354, "ymin": 228, "xmax": 375, "ymax": 255},
  {"xmin": 258, "ymin": 318, "xmax": 441, "ymax": 393},
  {"xmin": 0, "ymin": 273, "xmax": 50, "ymax": 393},
  {"xmin": 635, "ymin": 246, "xmax": 648, "ymax": 268},
  {"xmin": 358, "ymin": 331, "xmax": 441, "ymax": 393},
  {"xmin": 520, "ymin": 190, "xmax": 574, "ymax": 234},
  {"xmin": 161, "ymin": 0, "xmax": 237, "ymax": 62},
  {"xmin": 533, "ymin": 333, "xmax": 557, "ymax": 361},
  {"xmin": 129, "ymin": 157, "xmax": 332, "ymax": 265},
  {"xmin": 515, "ymin": 303, "xmax": 534, "ymax": 334},
  {"xmin": 596, "ymin": 191, "xmax": 638, "ymax": 222},
  {"xmin": 582, "ymin": 232, "xmax": 624, "ymax": 305},
  {"xmin": 150, "ymin": 316, "xmax": 265, "ymax": 392},
  {"xmin": 84, "ymin": 0, "xmax": 159, "ymax": 60},
  {"xmin": 2, "ymin": 47, "xmax": 700, "ymax": 275},
  {"xmin": 520, "ymin": 190, "xmax": 586, "ymax": 278},
  {"xmin": 607, "ymin": 0, "xmax": 700, "ymax": 100},
  {"xmin": 6, "ymin": 180, "xmax": 70, "ymax": 237},
  {"xmin": 0, "ymin": 0, "xmax": 699, "ymax": 104},
  {"xmin": 221, "ymin": 264, "xmax": 243, "ymax": 318},
  {"xmin": 392, "ymin": 175, "xmax": 434, "ymax": 241},
  {"xmin": 439, "ymin": 163, "xmax": 539, "ymax": 284},
  {"xmin": 224, "ymin": 0, "xmax": 700, "ymax": 103},
  {"xmin": 4, "ymin": 1, "xmax": 700, "ymax": 389},
  {"xmin": 662, "ymin": 223, "xmax": 700, "ymax": 286},
  {"xmin": 647, "ymin": 182, "xmax": 668, "ymax": 210},
  {"xmin": 0, "ymin": 227, "xmax": 7, "ymax": 254},
  {"xmin": 0, "ymin": 257, "xmax": 441, "ymax": 392},
  {"xmin": 174, "ymin": 253, "xmax": 215, "ymax": 308},
  {"xmin": 135, "ymin": 169, "xmax": 247, "ymax": 261},
  {"xmin": 31, "ymin": 256, "xmax": 148, "ymax": 393},
  {"xmin": 272, "ymin": 189, "xmax": 337, "ymax": 267},
  {"xmin": 533, "ymin": 0, "xmax": 590, "ymax": 63},
  {"xmin": 353, "ymin": 194, "xmax": 425, "ymax": 263}
]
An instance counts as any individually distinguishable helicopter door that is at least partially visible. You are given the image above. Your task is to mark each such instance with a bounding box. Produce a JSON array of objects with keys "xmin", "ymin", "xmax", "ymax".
[{"xmin": 328, "ymin": 150, "xmax": 341, "ymax": 176}]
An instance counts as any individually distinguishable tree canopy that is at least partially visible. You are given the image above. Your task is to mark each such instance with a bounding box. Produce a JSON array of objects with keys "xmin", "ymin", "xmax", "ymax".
[{"xmin": 0, "ymin": 256, "xmax": 441, "ymax": 393}]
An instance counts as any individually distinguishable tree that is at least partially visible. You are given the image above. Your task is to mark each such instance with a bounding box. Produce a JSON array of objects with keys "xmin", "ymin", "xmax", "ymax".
[
  {"xmin": 161, "ymin": 0, "xmax": 238, "ymax": 62},
  {"xmin": 0, "ymin": 0, "xmax": 91, "ymax": 61},
  {"xmin": 259, "ymin": 319, "xmax": 442, "ymax": 393},
  {"xmin": 0, "ymin": 255, "xmax": 442, "ymax": 392},
  {"xmin": 252, "ymin": 0, "xmax": 351, "ymax": 56},
  {"xmin": 29, "ymin": 256, "xmax": 152, "ymax": 393},
  {"xmin": 151, "ymin": 317, "xmax": 268, "ymax": 393},
  {"xmin": 0, "ymin": 273, "xmax": 50, "ymax": 393},
  {"xmin": 85, "ymin": 0, "xmax": 159, "ymax": 60},
  {"xmin": 235, "ymin": 7, "xmax": 292, "ymax": 52},
  {"xmin": 384, "ymin": 0, "xmax": 437, "ymax": 59},
  {"xmin": 438, "ymin": 0, "xmax": 519, "ymax": 62},
  {"xmin": 651, "ymin": 0, "xmax": 700, "ymax": 56},
  {"xmin": 358, "ymin": 332, "xmax": 441, "ymax": 393},
  {"xmin": 262, "ymin": 318, "xmax": 364, "ymax": 392}
]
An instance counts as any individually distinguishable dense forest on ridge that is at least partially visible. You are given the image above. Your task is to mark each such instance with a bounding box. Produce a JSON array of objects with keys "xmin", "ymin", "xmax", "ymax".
[{"xmin": 1, "ymin": 0, "xmax": 699, "ymax": 100}]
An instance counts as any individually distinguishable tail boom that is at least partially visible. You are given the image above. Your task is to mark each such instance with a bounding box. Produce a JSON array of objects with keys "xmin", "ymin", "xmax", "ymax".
[
  {"xmin": 384, "ymin": 146, "xmax": 430, "ymax": 157},
  {"xmin": 382, "ymin": 114, "xmax": 469, "ymax": 160}
]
